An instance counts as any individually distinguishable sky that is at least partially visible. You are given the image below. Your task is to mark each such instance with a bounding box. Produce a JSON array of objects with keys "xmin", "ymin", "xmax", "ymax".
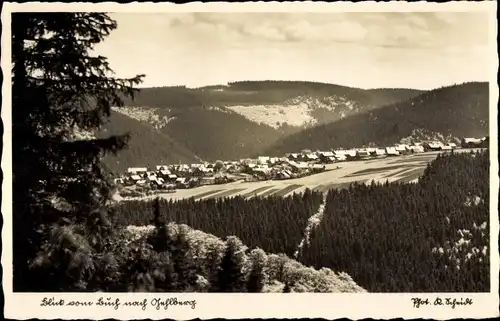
[{"xmin": 92, "ymin": 12, "xmax": 492, "ymax": 90}]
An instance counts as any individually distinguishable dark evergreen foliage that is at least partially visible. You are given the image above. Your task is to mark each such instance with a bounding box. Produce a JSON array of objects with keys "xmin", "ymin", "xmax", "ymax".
[
  {"xmin": 211, "ymin": 240, "xmax": 247, "ymax": 292},
  {"xmin": 246, "ymin": 256, "xmax": 265, "ymax": 293},
  {"xmin": 300, "ymin": 151, "xmax": 490, "ymax": 292},
  {"xmin": 112, "ymin": 190, "xmax": 323, "ymax": 257},
  {"xmin": 11, "ymin": 12, "xmax": 143, "ymax": 292}
]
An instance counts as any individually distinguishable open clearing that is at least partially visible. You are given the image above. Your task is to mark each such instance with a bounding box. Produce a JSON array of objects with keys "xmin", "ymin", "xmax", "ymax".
[{"xmin": 118, "ymin": 149, "xmax": 482, "ymax": 202}]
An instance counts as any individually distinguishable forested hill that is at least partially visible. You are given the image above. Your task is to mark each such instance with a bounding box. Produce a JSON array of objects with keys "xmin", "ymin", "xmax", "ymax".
[
  {"xmin": 119, "ymin": 81, "xmax": 423, "ymax": 130},
  {"xmin": 126, "ymin": 81, "xmax": 423, "ymax": 111},
  {"xmin": 103, "ymin": 81, "xmax": 422, "ymax": 166},
  {"xmin": 264, "ymin": 82, "xmax": 489, "ymax": 155},
  {"xmin": 97, "ymin": 111, "xmax": 200, "ymax": 171}
]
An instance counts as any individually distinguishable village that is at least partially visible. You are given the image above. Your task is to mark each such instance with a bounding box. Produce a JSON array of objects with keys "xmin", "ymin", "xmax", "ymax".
[{"xmin": 114, "ymin": 137, "xmax": 488, "ymax": 198}]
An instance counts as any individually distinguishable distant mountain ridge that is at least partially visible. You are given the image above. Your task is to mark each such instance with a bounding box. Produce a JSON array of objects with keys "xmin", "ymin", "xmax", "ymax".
[
  {"xmin": 264, "ymin": 82, "xmax": 489, "ymax": 155},
  {"xmin": 99, "ymin": 81, "xmax": 487, "ymax": 172},
  {"xmin": 124, "ymin": 81, "xmax": 424, "ymax": 128}
]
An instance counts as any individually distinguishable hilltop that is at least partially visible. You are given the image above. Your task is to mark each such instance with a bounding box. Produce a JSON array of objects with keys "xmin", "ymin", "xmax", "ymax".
[{"xmin": 264, "ymin": 82, "xmax": 489, "ymax": 155}]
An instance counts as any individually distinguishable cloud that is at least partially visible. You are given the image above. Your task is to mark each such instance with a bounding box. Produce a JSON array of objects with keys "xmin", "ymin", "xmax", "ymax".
[{"xmin": 96, "ymin": 12, "xmax": 491, "ymax": 90}]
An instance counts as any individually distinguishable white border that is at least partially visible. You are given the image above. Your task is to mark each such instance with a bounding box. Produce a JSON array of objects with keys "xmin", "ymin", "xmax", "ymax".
[{"xmin": 2, "ymin": 2, "xmax": 499, "ymax": 320}]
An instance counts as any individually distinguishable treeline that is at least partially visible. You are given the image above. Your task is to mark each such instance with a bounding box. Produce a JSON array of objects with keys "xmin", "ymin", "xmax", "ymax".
[
  {"xmin": 122, "ymin": 81, "xmax": 422, "ymax": 109},
  {"xmin": 112, "ymin": 189, "xmax": 323, "ymax": 257},
  {"xmin": 266, "ymin": 82, "xmax": 489, "ymax": 155},
  {"xmin": 300, "ymin": 150, "xmax": 490, "ymax": 292}
]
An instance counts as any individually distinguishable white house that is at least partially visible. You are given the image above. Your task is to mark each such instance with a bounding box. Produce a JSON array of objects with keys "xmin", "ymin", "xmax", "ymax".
[
  {"xmin": 127, "ymin": 167, "xmax": 148, "ymax": 174},
  {"xmin": 375, "ymin": 148, "xmax": 387, "ymax": 157},
  {"xmin": 409, "ymin": 145, "xmax": 425, "ymax": 153},
  {"xmin": 385, "ymin": 147, "xmax": 400, "ymax": 156},
  {"xmin": 395, "ymin": 144, "xmax": 410, "ymax": 154},
  {"xmin": 129, "ymin": 174, "xmax": 142, "ymax": 182},
  {"xmin": 258, "ymin": 156, "xmax": 270, "ymax": 164}
]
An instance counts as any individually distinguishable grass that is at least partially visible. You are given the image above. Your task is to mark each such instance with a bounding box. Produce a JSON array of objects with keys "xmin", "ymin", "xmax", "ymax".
[
  {"xmin": 273, "ymin": 184, "xmax": 303, "ymax": 197},
  {"xmin": 192, "ymin": 189, "xmax": 223, "ymax": 200},
  {"xmin": 394, "ymin": 168, "xmax": 426, "ymax": 183},
  {"xmin": 258, "ymin": 188, "xmax": 281, "ymax": 198},
  {"xmin": 343, "ymin": 164, "xmax": 414, "ymax": 178},
  {"xmin": 382, "ymin": 167, "xmax": 415, "ymax": 179},
  {"xmin": 241, "ymin": 186, "xmax": 274, "ymax": 199},
  {"xmin": 209, "ymin": 188, "xmax": 247, "ymax": 200}
]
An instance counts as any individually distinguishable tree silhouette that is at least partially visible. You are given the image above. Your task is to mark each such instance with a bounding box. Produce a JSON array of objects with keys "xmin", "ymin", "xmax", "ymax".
[
  {"xmin": 212, "ymin": 239, "xmax": 247, "ymax": 292},
  {"xmin": 11, "ymin": 12, "xmax": 144, "ymax": 291}
]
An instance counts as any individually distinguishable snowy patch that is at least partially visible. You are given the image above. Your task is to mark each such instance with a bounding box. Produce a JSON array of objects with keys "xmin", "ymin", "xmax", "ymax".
[
  {"xmin": 226, "ymin": 95, "xmax": 360, "ymax": 128},
  {"xmin": 112, "ymin": 106, "xmax": 175, "ymax": 129},
  {"xmin": 294, "ymin": 194, "xmax": 327, "ymax": 259}
]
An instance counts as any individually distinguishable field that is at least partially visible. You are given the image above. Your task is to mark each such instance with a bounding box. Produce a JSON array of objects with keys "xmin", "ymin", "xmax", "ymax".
[{"xmin": 115, "ymin": 150, "xmax": 481, "ymax": 203}]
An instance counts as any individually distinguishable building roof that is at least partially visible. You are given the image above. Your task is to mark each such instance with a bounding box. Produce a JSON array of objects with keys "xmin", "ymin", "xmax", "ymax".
[{"xmin": 463, "ymin": 138, "xmax": 483, "ymax": 144}]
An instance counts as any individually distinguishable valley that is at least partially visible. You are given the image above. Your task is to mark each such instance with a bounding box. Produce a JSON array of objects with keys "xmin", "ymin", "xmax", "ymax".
[
  {"xmin": 100, "ymin": 81, "xmax": 488, "ymax": 172},
  {"xmin": 114, "ymin": 151, "xmax": 453, "ymax": 203}
]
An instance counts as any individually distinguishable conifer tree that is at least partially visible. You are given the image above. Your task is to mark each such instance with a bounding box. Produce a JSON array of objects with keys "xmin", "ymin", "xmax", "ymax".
[
  {"xmin": 170, "ymin": 227, "xmax": 198, "ymax": 291},
  {"xmin": 12, "ymin": 13, "xmax": 144, "ymax": 291},
  {"xmin": 212, "ymin": 239, "xmax": 247, "ymax": 292},
  {"xmin": 246, "ymin": 263, "xmax": 265, "ymax": 293}
]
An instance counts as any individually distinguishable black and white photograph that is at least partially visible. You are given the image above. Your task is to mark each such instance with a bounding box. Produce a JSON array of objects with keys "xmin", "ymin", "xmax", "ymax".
[{"xmin": 2, "ymin": 1, "xmax": 498, "ymax": 320}]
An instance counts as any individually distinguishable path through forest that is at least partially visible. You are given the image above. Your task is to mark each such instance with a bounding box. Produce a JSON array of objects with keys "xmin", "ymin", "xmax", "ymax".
[{"xmin": 294, "ymin": 192, "xmax": 328, "ymax": 260}]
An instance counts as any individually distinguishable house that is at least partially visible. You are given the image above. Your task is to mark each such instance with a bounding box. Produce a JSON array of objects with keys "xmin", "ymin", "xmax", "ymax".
[
  {"xmin": 290, "ymin": 162, "xmax": 309, "ymax": 171},
  {"xmin": 409, "ymin": 145, "xmax": 425, "ymax": 153},
  {"xmin": 166, "ymin": 174, "xmax": 178, "ymax": 181},
  {"xmin": 156, "ymin": 165, "xmax": 169, "ymax": 171},
  {"xmin": 423, "ymin": 141, "xmax": 443, "ymax": 151},
  {"xmin": 374, "ymin": 148, "xmax": 387, "ymax": 157},
  {"xmin": 267, "ymin": 157, "xmax": 278, "ymax": 165},
  {"xmin": 150, "ymin": 177, "xmax": 165, "ymax": 188},
  {"xmin": 333, "ymin": 150, "xmax": 347, "ymax": 161},
  {"xmin": 461, "ymin": 137, "xmax": 487, "ymax": 148},
  {"xmin": 317, "ymin": 151, "xmax": 335, "ymax": 163},
  {"xmin": 385, "ymin": 147, "xmax": 400, "ymax": 156},
  {"xmin": 395, "ymin": 144, "xmax": 410, "ymax": 155},
  {"xmin": 286, "ymin": 153, "xmax": 302, "ymax": 161},
  {"xmin": 158, "ymin": 168, "xmax": 172, "ymax": 176},
  {"xmin": 175, "ymin": 177, "xmax": 187, "ymax": 187},
  {"xmin": 278, "ymin": 171, "xmax": 291, "ymax": 179},
  {"xmin": 129, "ymin": 174, "xmax": 142, "ymax": 182},
  {"xmin": 366, "ymin": 148, "xmax": 376, "ymax": 155},
  {"xmin": 200, "ymin": 177, "xmax": 216, "ymax": 185},
  {"xmin": 356, "ymin": 149, "xmax": 371, "ymax": 159},
  {"xmin": 344, "ymin": 150, "xmax": 358, "ymax": 160},
  {"xmin": 304, "ymin": 153, "xmax": 319, "ymax": 162},
  {"xmin": 258, "ymin": 156, "xmax": 270, "ymax": 165},
  {"xmin": 448, "ymin": 142, "xmax": 458, "ymax": 149},
  {"xmin": 127, "ymin": 167, "xmax": 148, "ymax": 174}
]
